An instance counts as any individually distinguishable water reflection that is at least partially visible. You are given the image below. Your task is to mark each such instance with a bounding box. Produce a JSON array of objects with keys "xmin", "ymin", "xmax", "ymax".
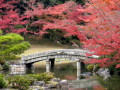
[
  {"xmin": 34, "ymin": 62, "xmax": 78, "ymax": 79},
  {"xmin": 34, "ymin": 62, "xmax": 106, "ymax": 90}
]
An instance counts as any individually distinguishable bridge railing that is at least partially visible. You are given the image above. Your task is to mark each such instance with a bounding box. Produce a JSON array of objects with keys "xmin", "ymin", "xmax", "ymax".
[{"xmin": 22, "ymin": 49, "xmax": 91, "ymax": 60}]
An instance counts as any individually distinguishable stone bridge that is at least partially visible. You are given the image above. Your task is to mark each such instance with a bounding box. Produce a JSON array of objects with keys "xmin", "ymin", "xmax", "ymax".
[{"xmin": 10, "ymin": 49, "xmax": 99, "ymax": 80}]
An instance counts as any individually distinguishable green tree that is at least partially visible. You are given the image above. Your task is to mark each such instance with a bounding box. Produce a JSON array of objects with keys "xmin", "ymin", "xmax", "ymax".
[
  {"xmin": 36, "ymin": 0, "xmax": 85, "ymax": 7},
  {"xmin": 0, "ymin": 30, "xmax": 30, "ymax": 63}
]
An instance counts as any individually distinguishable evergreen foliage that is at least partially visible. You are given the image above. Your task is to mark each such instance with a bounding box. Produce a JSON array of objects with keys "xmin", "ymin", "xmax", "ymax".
[
  {"xmin": 0, "ymin": 30, "xmax": 30, "ymax": 62},
  {"xmin": 0, "ymin": 73, "xmax": 7, "ymax": 88},
  {"xmin": 7, "ymin": 73, "xmax": 54, "ymax": 90}
]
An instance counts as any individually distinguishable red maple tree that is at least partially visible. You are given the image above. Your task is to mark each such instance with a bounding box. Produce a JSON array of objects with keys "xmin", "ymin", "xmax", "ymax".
[
  {"xmin": 78, "ymin": 0, "xmax": 120, "ymax": 68},
  {"xmin": 25, "ymin": 1, "xmax": 86, "ymax": 42},
  {"xmin": 0, "ymin": 0, "xmax": 29, "ymax": 34}
]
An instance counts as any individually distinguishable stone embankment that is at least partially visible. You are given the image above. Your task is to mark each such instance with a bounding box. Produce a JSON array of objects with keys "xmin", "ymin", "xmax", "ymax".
[{"xmin": 29, "ymin": 77, "xmax": 99, "ymax": 90}]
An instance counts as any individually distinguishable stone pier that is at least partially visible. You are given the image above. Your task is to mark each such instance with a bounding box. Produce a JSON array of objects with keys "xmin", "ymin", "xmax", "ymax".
[
  {"xmin": 46, "ymin": 58, "xmax": 55, "ymax": 72},
  {"xmin": 46, "ymin": 59, "xmax": 50, "ymax": 72},
  {"xmin": 77, "ymin": 59, "xmax": 81, "ymax": 80}
]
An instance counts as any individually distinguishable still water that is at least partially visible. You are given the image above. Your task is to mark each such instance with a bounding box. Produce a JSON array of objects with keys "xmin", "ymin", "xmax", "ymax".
[
  {"xmin": 33, "ymin": 61, "xmax": 105, "ymax": 90},
  {"xmin": 34, "ymin": 61, "xmax": 78, "ymax": 80}
]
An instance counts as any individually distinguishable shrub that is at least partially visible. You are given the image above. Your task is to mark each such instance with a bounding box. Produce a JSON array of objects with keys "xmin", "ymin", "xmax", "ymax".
[
  {"xmin": 108, "ymin": 64, "xmax": 120, "ymax": 75},
  {"xmin": 7, "ymin": 73, "xmax": 54, "ymax": 89},
  {"xmin": 2, "ymin": 63, "xmax": 9, "ymax": 70},
  {"xmin": 8, "ymin": 76, "xmax": 31, "ymax": 90},
  {"xmin": 0, "ymin": 64, "xmax": 2, "ymax": 71},
  {"xmin": 28, "ymin": 73, "xmax": 54, "ymax": 83},
  {"xmin": 23, "ymin": 75, "xmax": 37, "ymax": 85},
  {"xmin": 0, "ymin": 73, "xmax": 7, "ymax": 88},
  {"xmin": 87, "ymin": 64, "xmax": 94, "ymax": 71},
  {"xmin": 0, "ymin": 30, "xmax": 2, "ymax": 35},
  {"xmin": 0, "ymin": 60, "xmax": 5, "ymax": 65},
  {"xmin": 87, "ymin": 64, "xmax": 100, "ymax": 72}
]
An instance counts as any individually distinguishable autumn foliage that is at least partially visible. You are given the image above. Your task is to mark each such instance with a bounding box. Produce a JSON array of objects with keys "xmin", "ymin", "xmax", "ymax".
[
  {"xmin": 0, "ymin": 0, "xmax": 29, "ymax": 34},
  {"xmin": 25, "ymin": 1, "xmax": 86, "ymax": 41},
  {"xmin": 79, "ymin": 0, "xmax": 120, "ymax": 68},
  {"xmin": 0, "ymin": 0, "xmax": 120, "ymax": 68}
]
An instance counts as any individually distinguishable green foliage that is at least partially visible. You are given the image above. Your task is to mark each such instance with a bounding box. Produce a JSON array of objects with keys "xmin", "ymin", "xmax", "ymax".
[
  {"xmin": 0, "ymin": 73, "xmax": 7, "ymax": 88},
  {"xmin": 25, "ymin": 73, "xmax": 54, "ymax": 83},
  {"xmin": 71, "ymin": 39, "xmax": 83, "ymax": 46},
  {"xmin": 0, "ymin": 33, "xmax": 30, "ymax": 61},
  {"xmin": 80, "ymin": 75, "xmax": 85, "ymax": 79},
  {"xmin": 0, "ymin": 65, "xmax": 2, "ymax": 71},
  {"xmin": 0, "ymin": 30, "xmax": 2, "ymax": 35},
  {"xmin": 8, "ymin": 76, "xmax": 31, "ymax": 90},
  {"xmin": 14, "ymin": 24, "xmax": 25, "ymax": 29},
  {"xmin": 108, "ymin": 64, "xmax": 120, "ymax": 75},
  {"xmin": 2, "ymin": 62, "xmax": 9, "ymax": 70},
  {"xmin": 96, "ymin": 76, "xmax": 120, "ymax": 90},
  {"xmin": 38, "ymin": 0, "xmax": 85, "ymax": 7},
  {"xmin": 44, "ymin": 29, "xmax": 64, "ymax": 42},
  {"xmin": 87, "ymin": 64, "xmax": 94, "ymax": 71},
  {"xmin": 7, "ymin": 73, "xmax": 54, "ymax": 90},
  {"xmin": 0, "ymin": 60, "xmax": 5, "ymax": 65},
  {"xmin": 22, "ymin": 75, "xmax": 37, "ymax": 85},
  {"xmin": 87, "ymin": 64, "xmax": 100, "ymax": 72}
]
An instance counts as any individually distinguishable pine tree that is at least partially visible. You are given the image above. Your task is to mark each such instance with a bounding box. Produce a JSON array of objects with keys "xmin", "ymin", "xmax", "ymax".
[{"xmin": 0, "ymin": 30, "xmax": 30, "ymax": 64}]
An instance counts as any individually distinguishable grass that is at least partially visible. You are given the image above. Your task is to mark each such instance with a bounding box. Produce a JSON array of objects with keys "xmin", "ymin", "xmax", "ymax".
[
  {"xmin": 20, "ymin": 41, "xmax": 74, "ymax": 56},
  {"xmin": 95, "ymin": 75, "xmax": 120, "ymax": 90}
]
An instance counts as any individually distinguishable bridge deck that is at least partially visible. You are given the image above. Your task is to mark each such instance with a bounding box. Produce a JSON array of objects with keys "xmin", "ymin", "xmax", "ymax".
[{"xmin": 21, "ymin": 49, "xmax": 99, "ymax": 64}]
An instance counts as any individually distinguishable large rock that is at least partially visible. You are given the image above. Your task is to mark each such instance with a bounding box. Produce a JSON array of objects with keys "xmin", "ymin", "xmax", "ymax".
[
  {"xmin": 51, "ymin": 78, "xmax": 60, "ymax": 82},
  {"xmin": 46, "ymin": 81, "xmax": 60, "ymax": 88},
  {"xmin": 81, "ymin": 72, "xmax": 92, "ymax": 77},
  {"xmin": 59, "ymin": 80, "xmax": 68, "ymax": 86},
  {"xmin": 96, "ymin": 68, "xmax": 105, "ymax": 76},
  {"xmin": 96, "ymin": 68, "xmax": 111, "ymax": 80},
  {"xmin": 29, "ymin": 86, "xmax": 44, "ymax": 90},
  {"xmin": 96, "ymin": 68, "xmax": 110, "ymax": 76},
  {"xmin": 33, "ymin": 81, "xmax": 45, "ymax": 86}
]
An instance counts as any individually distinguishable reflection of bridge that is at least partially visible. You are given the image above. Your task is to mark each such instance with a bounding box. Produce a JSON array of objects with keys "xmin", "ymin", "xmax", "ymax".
[{"xmin": 10, "ymin": 49, "xmax": 99, "ymax": 80}]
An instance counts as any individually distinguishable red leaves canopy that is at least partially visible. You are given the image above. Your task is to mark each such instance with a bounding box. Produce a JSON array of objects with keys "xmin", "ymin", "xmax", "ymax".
[
  {"xmin": 81, "ymin": 0, "xmax": 120, "ymax": 68},
  {"xmin": 25, "ymin": 1, "xmax": 86, "ymax": 39},
  {"xmin": 0, "ymin": 0, "xmax": 29, "ymax": 34}
]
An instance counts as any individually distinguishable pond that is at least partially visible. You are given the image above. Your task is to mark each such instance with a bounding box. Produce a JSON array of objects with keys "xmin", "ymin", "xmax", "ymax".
[
  {"xmin": 33, "ymin": 61, "xmax": 105, "ymax": 90},
  {"xmin": 34, "ymin": 61, "xmax": 87, "ymax": 80}
]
